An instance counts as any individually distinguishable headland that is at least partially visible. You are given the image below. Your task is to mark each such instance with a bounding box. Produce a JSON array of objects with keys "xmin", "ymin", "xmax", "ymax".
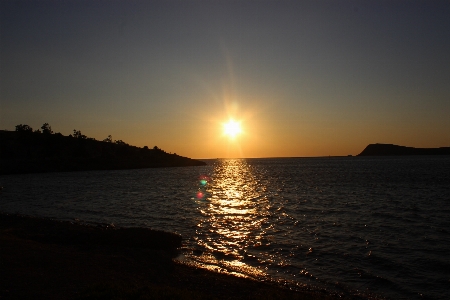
[
  {"xmin": 357, "ymin": 143, "xmax": 450, "ymax": 156},
  {"xmin": 0, "ymin": 130, "xmax": 205, "ymax": 175}
]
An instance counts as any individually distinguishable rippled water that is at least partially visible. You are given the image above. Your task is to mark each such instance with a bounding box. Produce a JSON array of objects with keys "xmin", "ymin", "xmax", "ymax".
[{"xmin": 1, "ymin": 157, "xmax": 449, "ymax": 299}]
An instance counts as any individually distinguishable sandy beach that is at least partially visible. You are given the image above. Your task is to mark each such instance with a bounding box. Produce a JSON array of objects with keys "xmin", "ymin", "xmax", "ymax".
[{"xmin": 0, "ymin": 213, "xmax": 354, "ymax": 300}]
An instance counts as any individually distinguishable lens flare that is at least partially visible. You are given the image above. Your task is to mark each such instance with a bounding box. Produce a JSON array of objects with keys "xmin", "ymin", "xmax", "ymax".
[
  {"xmin": 196, "ymin": 175, "xmax": 210, "ymax": 200},
  {"xmin": 199, "ymin": 175, "xmax": 210, "ymax": 186}
]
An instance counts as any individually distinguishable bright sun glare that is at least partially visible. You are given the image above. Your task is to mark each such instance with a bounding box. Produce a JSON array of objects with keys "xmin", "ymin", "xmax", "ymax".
[{"xmin": 223, "ymin": 119, "xmax": 242, "ymax": 139}]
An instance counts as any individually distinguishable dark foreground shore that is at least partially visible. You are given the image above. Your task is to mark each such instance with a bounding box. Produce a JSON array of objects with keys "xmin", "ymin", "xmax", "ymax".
[{"xmin": 0, "ymin": 213, "xmax": 361, "ymax": 300}]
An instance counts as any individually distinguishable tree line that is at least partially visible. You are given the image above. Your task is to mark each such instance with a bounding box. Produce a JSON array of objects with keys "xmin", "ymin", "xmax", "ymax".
[{"xmin": 13, "ymin": 123, "xmax": 151, "ymax": 148}]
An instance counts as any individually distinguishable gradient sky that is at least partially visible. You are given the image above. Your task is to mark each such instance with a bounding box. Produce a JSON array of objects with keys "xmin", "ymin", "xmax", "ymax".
[{"xmin": 1, "ymin": 0, "xmax": 449, "ymax": 158}]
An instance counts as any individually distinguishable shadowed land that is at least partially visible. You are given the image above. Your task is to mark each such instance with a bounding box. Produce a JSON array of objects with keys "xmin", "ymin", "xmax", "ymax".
[
  {"xmin": 0, "ymin": 130, "xmax": 205, "ymax": 175},
  {"xmin": 0, "ymin": 213, "xmax": 363, "ymax": 300},
  {"xmin": 358, "ymin": 143, "xmax": 450, "ymax": 156}
]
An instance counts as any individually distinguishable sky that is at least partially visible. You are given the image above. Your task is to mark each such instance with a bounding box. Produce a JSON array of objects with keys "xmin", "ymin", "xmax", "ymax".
[{"xmin": 1, "ymin": 0, "xmax": 449, "ymax": 158}]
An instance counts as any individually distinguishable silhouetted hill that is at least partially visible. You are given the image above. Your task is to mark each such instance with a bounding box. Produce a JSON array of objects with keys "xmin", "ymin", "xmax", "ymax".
[
  {"xmin": 357, "ymin": 143, "xmax": 450, "ymax": 156},
  {"xmin": 0, "ymin": 130, "xmax": 205, "ymax": 175}
]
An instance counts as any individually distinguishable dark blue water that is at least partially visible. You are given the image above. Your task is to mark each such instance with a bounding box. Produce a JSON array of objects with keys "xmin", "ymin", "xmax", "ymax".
[{"xmin": 1, "ymin": 156, "xmax": 449, "ymax": 299}]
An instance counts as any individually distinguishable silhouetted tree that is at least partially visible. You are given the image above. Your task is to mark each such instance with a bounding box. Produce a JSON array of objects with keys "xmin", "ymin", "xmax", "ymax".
[
  {"xmin": 114, "ymin": 140, "xmax": 128, "ymax": 145},
  {"xmin": 103, "ymin": 135, "xmax": 113, "ymax": 143},
  {"xmin": 73, "ymin": 129, "xmax": 87, "ymax": 139},
  {"xmin": 15, "ymin": 124, "xmax": 33, "ymax": 132},
  {"xmin": 153, "ymin": 146, "xmax": 165, "ymax": 153},
  {"xmin": 143, "ymin": 146, "xmax": 148, "ymax": 149},
  {"xmin": 41, "ymin": 123, "xmax": 53, "ymax": 134}
]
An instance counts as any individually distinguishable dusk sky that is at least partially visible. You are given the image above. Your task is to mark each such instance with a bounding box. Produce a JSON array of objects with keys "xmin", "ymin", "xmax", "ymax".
[{"xmin": 1, "ymin": 0, "xmax": 449, "ymax": 158}]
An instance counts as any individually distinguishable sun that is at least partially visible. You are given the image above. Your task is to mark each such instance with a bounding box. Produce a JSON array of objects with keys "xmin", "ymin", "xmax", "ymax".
[{"xmin": 223, "ymin": 119, "xmax": 242, "ymax": 139}]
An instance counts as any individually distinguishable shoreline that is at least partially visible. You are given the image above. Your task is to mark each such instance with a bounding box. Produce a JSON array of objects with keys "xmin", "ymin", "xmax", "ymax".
[{"xmin": 0, "ymin": 213, "xmax": 358, "ymax": 300}]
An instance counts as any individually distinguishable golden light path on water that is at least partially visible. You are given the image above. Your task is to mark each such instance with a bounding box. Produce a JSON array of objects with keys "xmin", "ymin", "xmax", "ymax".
[{"xmin": 181, "ymin": 159, "xmax": 273, "ymax": 279}]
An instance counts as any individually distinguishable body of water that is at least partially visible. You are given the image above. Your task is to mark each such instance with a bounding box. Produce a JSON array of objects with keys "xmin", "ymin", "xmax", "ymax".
[{"xmin": 1, "ymin": 156, "xmax": 449, "ymax": 299}]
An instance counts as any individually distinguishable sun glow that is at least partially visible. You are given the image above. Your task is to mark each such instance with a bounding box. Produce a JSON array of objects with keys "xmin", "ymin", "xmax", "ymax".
[{"xmin": 223, "ymin": 119, "xmax": 242, "ymax": 139}]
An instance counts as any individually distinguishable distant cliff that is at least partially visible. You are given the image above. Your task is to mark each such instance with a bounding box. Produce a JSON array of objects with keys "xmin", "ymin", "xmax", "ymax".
[
  {"xmin": 357, "ymin": 143, "xmax": 450, "ymax": 156},
  {"xmin": 0, "ymin": 130, "xmax": 206, "ymax": 175}
]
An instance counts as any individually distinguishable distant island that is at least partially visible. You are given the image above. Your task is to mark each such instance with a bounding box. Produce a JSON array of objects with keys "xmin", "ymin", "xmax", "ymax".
[
  {"xmin": 0, "ymin": 124, "xmax": 206, "ymax": 175},
  {"xmin": 357, "ymin": 143, "xmax": 450, "ymax": 156}
]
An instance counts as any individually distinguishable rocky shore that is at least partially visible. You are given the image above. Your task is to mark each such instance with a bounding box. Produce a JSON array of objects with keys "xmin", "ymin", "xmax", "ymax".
[{"xmin": 0, "ymin": 213, "xmax": 351, "ymax": 300}]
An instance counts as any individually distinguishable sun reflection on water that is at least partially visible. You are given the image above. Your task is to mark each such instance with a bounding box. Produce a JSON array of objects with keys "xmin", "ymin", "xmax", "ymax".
[{"xmin": 184, "ymin": 159, "xmax": 271, "ymax": 279}]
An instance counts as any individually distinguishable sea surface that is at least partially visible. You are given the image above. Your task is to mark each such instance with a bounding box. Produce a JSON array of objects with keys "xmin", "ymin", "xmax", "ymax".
[{"xmin": 1, "ymin": 156, "xmax": 449, "ymax": 299}]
